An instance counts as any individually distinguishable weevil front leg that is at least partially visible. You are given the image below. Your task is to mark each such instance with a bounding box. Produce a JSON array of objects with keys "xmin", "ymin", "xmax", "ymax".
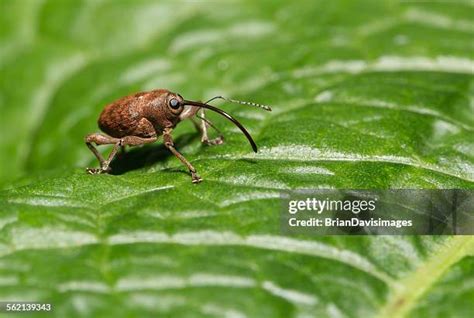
[
  {"xmin": 85, "ymin": 133, "xmax": 156, "ymax": 174},
  {"xmin": 192, "ymin": 108, "xmax": 224, "ymax": 146},
  {"xmin": 163, "ymin": 128, "xmax": 202, "ymax": 183}
]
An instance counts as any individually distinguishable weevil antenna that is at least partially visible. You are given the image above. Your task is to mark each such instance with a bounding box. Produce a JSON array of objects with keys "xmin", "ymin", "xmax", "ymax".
[{"xmin": 205, "ymin": 96, "xmax": 272, "ymax": 111}]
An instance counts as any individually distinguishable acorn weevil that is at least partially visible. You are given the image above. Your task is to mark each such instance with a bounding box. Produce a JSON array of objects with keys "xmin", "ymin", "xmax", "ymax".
[{"xmin": 85, "ymin": 89, "xmax": 271, "ymax": 183}]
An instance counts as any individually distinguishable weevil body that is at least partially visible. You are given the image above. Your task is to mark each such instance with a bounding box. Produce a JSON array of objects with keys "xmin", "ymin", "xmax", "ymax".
[{"xmin": 85, "ymin": 89, "xmax": 270, "ymax": 183}]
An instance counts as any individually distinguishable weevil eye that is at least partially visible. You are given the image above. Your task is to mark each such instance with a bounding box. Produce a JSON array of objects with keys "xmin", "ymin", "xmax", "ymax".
[{"xmin": 169, "ymin": 98, "xmax": 180, "ymax": 109}]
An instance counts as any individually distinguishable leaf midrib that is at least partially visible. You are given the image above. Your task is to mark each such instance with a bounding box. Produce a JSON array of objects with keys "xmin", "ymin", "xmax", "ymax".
[{"xmin": 377, "ymin": 235, "xmax": 474, "ymax": 318}]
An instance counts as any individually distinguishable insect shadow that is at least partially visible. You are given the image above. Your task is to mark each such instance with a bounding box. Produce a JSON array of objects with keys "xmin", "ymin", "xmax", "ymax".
[{"xmin": 108, "ymin": 132, "xmax": 199, "ymax": 175}]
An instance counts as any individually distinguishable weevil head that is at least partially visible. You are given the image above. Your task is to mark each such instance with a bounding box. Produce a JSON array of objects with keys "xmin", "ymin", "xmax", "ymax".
[
  {"xmin": 155, "ymin": 90, "xmax": 183, "ymax": 115},
  {"xmin": 159, "ymin": 90, "xmax": 199, "ymax": 121},
  {"xmin": 146, "ymin": 89, "xmax": 258, "ymax": 152},
  {"xmin": 144, "ymin": 89, "xmax": 193, "ymax": 128}
]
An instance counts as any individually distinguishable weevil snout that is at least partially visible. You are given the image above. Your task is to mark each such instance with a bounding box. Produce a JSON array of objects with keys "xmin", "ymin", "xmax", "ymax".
[{"xmin": 182, "ymin": 99, "xmax": 258, "ymax": 152}]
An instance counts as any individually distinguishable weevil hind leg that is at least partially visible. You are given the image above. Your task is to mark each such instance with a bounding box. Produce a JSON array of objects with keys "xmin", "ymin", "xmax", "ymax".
[
  {"xmin": 85, "ymin": 133, "xmax": 157, "ymax": 174},
  {"xmin": 85, "ymin": 133, "xmax": 121, "ymax": 174}
]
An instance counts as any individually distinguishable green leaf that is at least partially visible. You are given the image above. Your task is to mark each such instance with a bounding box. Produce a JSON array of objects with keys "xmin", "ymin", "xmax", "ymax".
[{"xmin": 0, "ymin": 1, "xmax": 473, "ymax": 317}]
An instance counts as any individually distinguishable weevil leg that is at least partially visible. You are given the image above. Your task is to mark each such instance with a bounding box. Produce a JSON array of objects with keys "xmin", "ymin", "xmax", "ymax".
[
  {"xmin": 163, "ymin": 128, "xmax": 202, "ymax": 183},
  {"xmin": 120, "ymin": 135, "xmax": 157, "ymax": 146},
  {"xmin": 113, "ymin": 136, "xmax": 157, "ymax": 169},
  {"xmin": 193, "ymin": 108, "xmax": 224, "ymax": 146},
  {"xmin": 85, "ymin": 133, "xmax": 120, "ymax": 174},
  {"xmin": 85, "ymin": 133, "xmax": 157, "ymax": 174}
]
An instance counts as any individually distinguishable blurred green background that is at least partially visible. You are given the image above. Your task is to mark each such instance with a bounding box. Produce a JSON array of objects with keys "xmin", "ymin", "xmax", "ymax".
[{"xmin": 0, "ymin": 0, "xmax": 473, "ymax": 317}]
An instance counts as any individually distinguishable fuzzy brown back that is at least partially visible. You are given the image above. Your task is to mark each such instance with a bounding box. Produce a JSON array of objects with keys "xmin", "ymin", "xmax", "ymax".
[{"xmin": 98, "ymin": 91, "xmax": 159, "ymax": 138}]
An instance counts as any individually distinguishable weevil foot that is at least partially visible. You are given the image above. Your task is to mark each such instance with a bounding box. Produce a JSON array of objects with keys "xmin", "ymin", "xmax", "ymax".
[
  {"xmin": 203, "ymin": 136, "xmax": 224, "ymax": 146},
  {"xmin": 86, "ymin": 167, "xmax": 111, "ymax": 175},
  {"xmin": 191, "ymin": 172, "xmax": 203, "ymax": 184},
  {"xmin": 86, "ymin": 168, "xmax": 100, "ymax": 174}
]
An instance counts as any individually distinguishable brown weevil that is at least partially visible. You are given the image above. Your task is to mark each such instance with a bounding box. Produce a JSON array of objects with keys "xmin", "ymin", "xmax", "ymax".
[{"xmin": 85, "ymin": 89, "xmax": 271, "ymax": 183}]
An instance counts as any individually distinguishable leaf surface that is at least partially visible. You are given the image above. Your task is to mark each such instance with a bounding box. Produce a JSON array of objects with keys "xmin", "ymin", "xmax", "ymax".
[{"xmin": 0, "ymin": 1, "xmax": 473, "ymax": 317}]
